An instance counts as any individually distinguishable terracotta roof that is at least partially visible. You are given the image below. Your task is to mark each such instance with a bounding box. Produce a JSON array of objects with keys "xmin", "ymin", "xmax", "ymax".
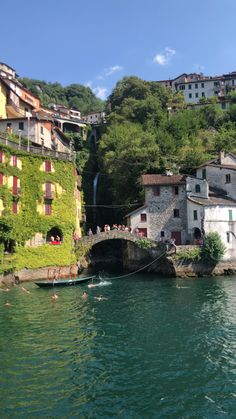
[{"xmin": 142, "ymin": 174, "xmax": 185, "ymax": 186}]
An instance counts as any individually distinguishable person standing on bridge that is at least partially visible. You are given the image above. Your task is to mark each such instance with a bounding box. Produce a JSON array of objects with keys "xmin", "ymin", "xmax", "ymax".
[
  {"xmin": 96, "ymin": 226, "xmax": 101, "ymax": 234},
  {"xmin": 88, "ymin": 228, "xmax": 93, "ymax": 236}
]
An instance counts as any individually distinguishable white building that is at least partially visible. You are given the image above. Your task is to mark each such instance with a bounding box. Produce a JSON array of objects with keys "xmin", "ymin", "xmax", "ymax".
[
  {"xmin": 156, "ymin": 71, "xmax": 236, "ymax": 104},
  {"xmin": 82, "ymin": 111, "xmax": 106, "ymax": 125}
]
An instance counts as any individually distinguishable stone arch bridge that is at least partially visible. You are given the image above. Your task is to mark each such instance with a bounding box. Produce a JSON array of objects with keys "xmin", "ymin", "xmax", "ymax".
[{"xmin": 77, "ymin": 231, "xmax": 157, "ymax": 247}]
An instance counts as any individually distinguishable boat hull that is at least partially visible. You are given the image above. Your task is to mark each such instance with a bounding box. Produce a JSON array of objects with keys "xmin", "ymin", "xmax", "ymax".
[{"xmin": 35, "ymin": 275, "xmax": 96, "ymax": 288}]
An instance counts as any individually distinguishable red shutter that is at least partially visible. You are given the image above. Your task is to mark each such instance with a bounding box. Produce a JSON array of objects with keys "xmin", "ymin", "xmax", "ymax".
[
  {"xmin": 152, "ymin": 186, "xmax": 160, "ymax": 196},
  {"xmin": 13, "ymin": 176, "xmax": 18, "ymax": 194},
  {"xmin": 45, "ymin": 203, "xmax": 52, "ymax": 215},
  {"xmin": 45, "ymin": 182, "xmax": 51, "ymax": 198},
  {"xmin": 45, "ymin": 161, "xmax": 51, "ymax": 172},
  {"xmin": 13, "ymin": 156, "xmax": 17, "ymax": 167},
  {"xmin": 12, "ymin": 202, "xmax": 18, "ymax": 214},
  {"xmin": 0, "ymin": 173, "xmax": 3, "ymax": 186}
]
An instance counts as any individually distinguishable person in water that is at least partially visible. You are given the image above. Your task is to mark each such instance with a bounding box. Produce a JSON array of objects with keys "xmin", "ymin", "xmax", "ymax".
[
  {"xmin": 4, "ymin": 301, "xmax": 11, "ymax": 307},
  {"xmin": 21, "ymin": 287, "xmax": 30, "ymax": 294},
  {"xmin": 82, "ymin": 291, "xmax": 88, "ymax": 300},
  {"xmin": 51, "ymin": 293, "xmax": 59, "ymax": 301},
  {"xmin": 94, "ymin": 295, "xmax": 108, "ymax": 301}
]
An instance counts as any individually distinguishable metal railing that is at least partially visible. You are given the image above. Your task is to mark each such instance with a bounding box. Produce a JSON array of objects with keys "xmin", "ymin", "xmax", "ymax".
[{"xmin": 0, "ymin": 133, "xmax": 76, "ymax": 162}]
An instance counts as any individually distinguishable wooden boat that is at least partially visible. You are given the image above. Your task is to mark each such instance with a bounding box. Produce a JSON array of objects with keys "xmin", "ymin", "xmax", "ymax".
[{"xmin": 35, "ymin": 275, "xmax": 96, "ymax": 288}]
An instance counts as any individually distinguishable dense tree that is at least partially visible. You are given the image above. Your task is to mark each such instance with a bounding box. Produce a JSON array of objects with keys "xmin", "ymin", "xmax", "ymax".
[
  {"xmin": 99, "ymin": 122, "xmax": 160, "ymax": 206},
  {"xmin": 19, "ymin": 78, "xmax": 104, "ymax": 113}
]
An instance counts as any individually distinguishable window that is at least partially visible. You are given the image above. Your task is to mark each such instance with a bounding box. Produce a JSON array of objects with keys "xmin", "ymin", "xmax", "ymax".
[
  {"xmin": 226, "ymin": 232, "xmax": 231, "ymax": 243},
  {"xmin": 174, "ymin": 186, "xmax": 179, "ymax": 195},
  {"xmin": 0, "ymin": 173, "xmax": 3, "ymax": 185},
  {"xmin": 12, "ymin": 156, "xmax": 17, "ymax": 167},
  {"xmin": 45, "ymin": 160, "xmax": 52, "ymax": 172},
  {"xmin": 201, "ymin": 83, "xmax": 204, "ymax": 88},
  {"xmin": 221, "ymin": 102, "xmax": 226, "ymax": 109},
  {"xmin": 41, "ymin": 126, "xmax": 44, "ymax": 134},
  {"xmin": 214, "ymin": 81, "xmax": 220, "ymax": 86},
  {"xmin": 45, "ymin": 203, "xmax": 52, "ymax": 215},
  {"xmin": 201, "ymin": 92, "xmax": 205, "ymax": 97},
  {"xmin": 226, "ymin": 174, "xmax": 231, "ymax": 183},
  {"xmin": 195, "ymin": 93, "xmax": 199, "ymax": 98},
  {"xmin": 140, "ymin": 213, "xmax": 147, "ymax": 222},
  {"xmin": 189, "ymin": 93, "xmax": 192, "ymax": 99},
  {"xmin": 13, "ymin": 176, "xmax": 18, "ymax": 194},
  {"xmin": 193, "ymin": 210, "xmax": 198, "ymax": 220},
  {"xmin": 161, "ymin": 231, "xmax": 165, "ymax": 237},
  {"xmin": 19, "ymin": 122, "xmax": 24, "ymax": 130},
  {"xmin": 12, "ymin": 201, "xmax": 18, "ymax": 214},
  {"xmin": 195, "ymin": 184, "xmax": 201, "ymax": 193},
  {"xmin": 188, "ymin": 84, "xmax": 192, "ymax": 89},
  {"xmin": 174, "ymin": 209, "xmax": 180, "ymax": 218},
  {"xmin": 202, "ymin": 168, "xmax": 206, "ymax": 179},
  {"xmin": 229, "ymin": 210, "xmax": 233, "ymax": 221},
  {"xmin": 152, "ymin": 186, "xmax": 160, "ymax": 196},
  {"xmin": 195, "ymin": 83, "xmax": 198, "ymax": 89},
  {"xmin": 45, "ymin": 182, "xmax": 52, "ymax": 199}
]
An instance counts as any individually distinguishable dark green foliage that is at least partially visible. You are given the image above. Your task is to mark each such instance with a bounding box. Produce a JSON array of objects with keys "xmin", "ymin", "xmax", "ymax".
[
  {"xmin": 19, "ymin": 78, "xmax": 104, "ymax": 114},
  {"xmin": 200, "ymin": 232, "xmax": 226, "ymax": 263},
  {"xmin": 98, "ymin": 75, "xmax": 236, "ymax": 212}
]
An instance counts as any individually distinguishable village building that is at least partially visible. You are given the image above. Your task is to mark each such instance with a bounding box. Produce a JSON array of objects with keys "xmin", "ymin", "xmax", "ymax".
[
  {"xmin": 82, "ymin": 111, "xmax": 106, "ymax": 125},
  {"xmin": 126, "ymin": 154, "xmax": 236, "ymax": 260},
  {"xmin": 156, "ymin": 71, "xmax": 236, "ymax": 104}
]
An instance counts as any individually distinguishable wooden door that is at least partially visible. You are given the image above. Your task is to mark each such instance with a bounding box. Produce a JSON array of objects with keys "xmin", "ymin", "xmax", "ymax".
[{"xmin": 171, "ymin": 231, "xmax": 182, "ymax": 245}]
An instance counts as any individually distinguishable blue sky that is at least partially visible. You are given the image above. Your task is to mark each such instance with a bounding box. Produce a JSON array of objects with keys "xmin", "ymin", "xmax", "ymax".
[{"xmin": 2, "ymin": 0, "xmax": 236, "ymax": 100}]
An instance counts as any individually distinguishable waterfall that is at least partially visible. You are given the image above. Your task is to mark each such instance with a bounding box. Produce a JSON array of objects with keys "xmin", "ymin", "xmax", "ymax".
[{"xmin": 93, "ymin": 172, "xmax": 100, "ymax": 206}]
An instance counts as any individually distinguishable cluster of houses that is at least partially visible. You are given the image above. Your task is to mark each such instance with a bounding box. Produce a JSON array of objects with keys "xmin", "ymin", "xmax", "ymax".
[
  {"xmin": 0, "ymin": 62, "xmax": 106, "ymax": 152},
  {"xmin": 127, "ymin": 152, "xmax": 236, "ymax": 261},
  {"xmin": 157, "ymin": 71, "xmax": 236, "ymax": 107}
]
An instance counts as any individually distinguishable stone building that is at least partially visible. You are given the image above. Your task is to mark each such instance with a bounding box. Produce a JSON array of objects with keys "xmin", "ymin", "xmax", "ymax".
[
  {"xmin": 126, "ymin": 174, "xmax": 188, "ymax": 244},
  {"xmin": 126, "ymin": 163, "xmax": 236, "ymax": 260}
]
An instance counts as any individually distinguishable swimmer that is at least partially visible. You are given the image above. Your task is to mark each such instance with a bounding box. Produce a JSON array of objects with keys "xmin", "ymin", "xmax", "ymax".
[
  {"xmin": 94, "ymin": 295, "xmax": 108, "ymax": 301},
  {"xmin": 51, "ymin": 293, "xmax": 59, "ymax": 301},
  {"xmin": 0, "ymin": 287, "xmax": 10, "ymax": 292},
  {"xmin": 21, "ymin": 287, "xmax": 30, "ymax": 294},
  {"xmin": 82, "ymin": 291, "xmax": 88, "ymax": 300},
  {"xmin": 88, "ymin": 283, "xmax": 96, "ymax": 288},
  {"xmin": 4, "ymin": 301, "xmax": 11, "ymax": 307}
]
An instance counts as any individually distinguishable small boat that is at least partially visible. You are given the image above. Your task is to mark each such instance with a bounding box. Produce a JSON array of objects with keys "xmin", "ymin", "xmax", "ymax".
[{"xmin": 35, "ymin": 275, "xmax": 96, "ymax": 288}]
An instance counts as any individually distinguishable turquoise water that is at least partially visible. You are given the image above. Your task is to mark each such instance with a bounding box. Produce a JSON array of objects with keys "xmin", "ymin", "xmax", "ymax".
[{"xmin": 0, "ymin": 275, "xmax": 236, "ymax": 418}]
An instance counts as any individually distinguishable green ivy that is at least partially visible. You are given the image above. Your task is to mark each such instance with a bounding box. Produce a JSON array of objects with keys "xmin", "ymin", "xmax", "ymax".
[{"xmin": 0, "ymin": 145, "xmax": 78, "ymax": 271}]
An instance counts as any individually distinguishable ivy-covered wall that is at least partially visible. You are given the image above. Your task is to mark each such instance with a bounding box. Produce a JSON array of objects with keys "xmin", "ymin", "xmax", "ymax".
[{"xmin": 0, "ymin": 145, "xmax": 78, "ymax": 272}]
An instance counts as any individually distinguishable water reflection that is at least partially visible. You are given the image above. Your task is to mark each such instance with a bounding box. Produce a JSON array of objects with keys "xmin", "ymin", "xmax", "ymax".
[{"xmin": 0, "ymin": 276, "xmax": 236, "ymax": 417}]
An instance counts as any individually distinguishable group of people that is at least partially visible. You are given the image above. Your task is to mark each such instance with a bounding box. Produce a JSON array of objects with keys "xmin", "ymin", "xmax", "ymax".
[
  {"xmin": 50, "ymin": 235, "xmax": 61, "ymax": 244},
  {"xmin": 87, "ymin": 224, "xmax": 133, "ymax": 236}
]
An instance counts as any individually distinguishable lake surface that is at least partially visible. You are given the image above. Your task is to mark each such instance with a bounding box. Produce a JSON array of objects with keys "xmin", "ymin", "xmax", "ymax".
[{"xmin": 0, "ymin": 274, "xmax": 236, "ymax": 418}]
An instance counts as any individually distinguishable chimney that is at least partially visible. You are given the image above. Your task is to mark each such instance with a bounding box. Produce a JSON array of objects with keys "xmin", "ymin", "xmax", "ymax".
[{"xmin": 219, "ymin": 150, "xmax": 225, "ymax": 164}]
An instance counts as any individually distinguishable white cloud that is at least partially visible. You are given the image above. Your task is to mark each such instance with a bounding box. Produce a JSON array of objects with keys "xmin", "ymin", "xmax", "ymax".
[
  {"xmin": 85, "ymin": 80, "xmax": 93, "ymax": 88},
  {"xmin": 93, "ymin": 86, "xmax": 108, "ymax": 100},
  {"xmin": 104, "ymin": 65, "xmax": 123, "ymax": 76},
  {"xmin": 153, "ymin": 47, "xmax": 176, "ymax": 66}
]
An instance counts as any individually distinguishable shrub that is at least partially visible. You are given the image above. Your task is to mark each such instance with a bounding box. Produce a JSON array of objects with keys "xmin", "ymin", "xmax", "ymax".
[
  {"xmin": 200, "ymin": 232, "xmax": 226, "ymax": 263},
  {"xmin": 136, "ymin": 238, "xmax": 154, "ymax": 249}
]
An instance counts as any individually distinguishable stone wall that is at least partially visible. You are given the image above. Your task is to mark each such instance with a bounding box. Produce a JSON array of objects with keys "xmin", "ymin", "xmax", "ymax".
[
  {"xmin": 145, "ymin": 184, "xmax": 188, "ymax": 243},
  {"xmin": 0, "ymin": 264, "xmax": 78, "ymax": 285}
]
